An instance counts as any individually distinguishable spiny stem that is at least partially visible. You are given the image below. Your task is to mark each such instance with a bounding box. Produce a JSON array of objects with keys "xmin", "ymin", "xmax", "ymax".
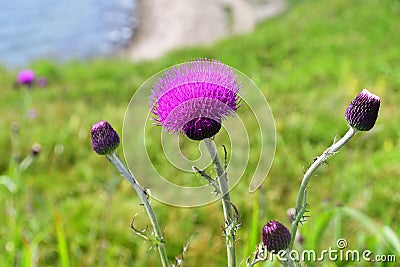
[
  {"xmin": 289, "ymin": 127, "xmax": 357, "ymax": 250},
  {"xmin": 204, "ymin": 138, "xmax": 236, "ymax": 267},
  {"xmin": 107, "ymin": 152, "xmax": 169, "ymax": 267}
]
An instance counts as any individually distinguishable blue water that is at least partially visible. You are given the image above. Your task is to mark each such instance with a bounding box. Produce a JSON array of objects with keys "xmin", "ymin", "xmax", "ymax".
[{"xmin": 0, "ymin": 0, "xmax": 137, "ymax": 68}]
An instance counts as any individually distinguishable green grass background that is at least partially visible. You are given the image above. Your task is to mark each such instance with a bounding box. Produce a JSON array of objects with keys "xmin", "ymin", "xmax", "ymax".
[{"xmin": 1, "ymin": 0, "xmax": 399, "ymax": 266}]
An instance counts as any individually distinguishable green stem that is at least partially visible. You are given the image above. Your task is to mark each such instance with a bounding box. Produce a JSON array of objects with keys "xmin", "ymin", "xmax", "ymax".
[
  {"xmin": 289, "ymin": 127, "xmax": 357, "ymax": 250},
  {"xmin": 284, "ymin": 251, "xmax": 297, "ymax": 267},
  {"xmin": 107, "ymin": 152, "xmax": 169, "ymax": 267},
  {"xmin": 204, "ymin": 138, "xmax": 236, "ymax": 267}
]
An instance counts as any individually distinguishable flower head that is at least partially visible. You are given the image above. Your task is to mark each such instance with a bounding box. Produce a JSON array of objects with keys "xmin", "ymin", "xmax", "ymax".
[
  {"xmin": 17, "ymin": 69, "xmax": 35, "ymax": 86},
  {"xmin": 91, "ymin": 121, "xmax": 120, "ymax": 155},
  {"xmin": 37, "ymin": 77, "xmax": 48, "ymax": 87},
  {"xmin": 150, "ymin": 59, "xmax": 241, "ymax": 140},
  {"xmin": 345, "ymin": 89, "xmax": 380, "ymax": 131},
  {"xmin": 262, "ymin": 220, "xmax": 291, "ymax": 253}
]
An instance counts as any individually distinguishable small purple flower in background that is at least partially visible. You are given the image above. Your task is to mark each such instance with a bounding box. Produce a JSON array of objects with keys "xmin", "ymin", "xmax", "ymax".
[
  {"xmin": 287, "ymin": 207, "xmax": 296, "ymax": 222},
  {"xmin": 345, "ymin": 89, "xmax": 380, "ymax": 131},
  {"xmin": 36, "ymin": 77, "xmax": 48, "ymax": 87},
  {"xmin": 27, "ymin": 108, "xmax": 38, "ymax": 120},
  {"xmin": 91, "ymin": 121, "xmax": 120, "ymax": 155},
  {"xmin": 150, "ymin": 59, "xmax": 241, "ymax": 140},
  {"xmin": 262, "ymin": 220, "xmax": 291, "ymax": 253},
  {"xmin": 17, "ymin": 69, "xmax": 35, "ymax": 87}
]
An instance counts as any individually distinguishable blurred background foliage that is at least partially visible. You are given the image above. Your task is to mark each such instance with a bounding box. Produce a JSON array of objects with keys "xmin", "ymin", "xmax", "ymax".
[{"xmin": 0, "ymin": 0, "xmax": 399, "ymax": 266}]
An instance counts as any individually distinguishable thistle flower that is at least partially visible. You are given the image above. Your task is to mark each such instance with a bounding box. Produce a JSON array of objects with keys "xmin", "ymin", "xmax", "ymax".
[
  {"xmin": 17, "ymin": 69, "xmax": 35, "ymax": 86},
  {"xmin": 91, "ymin": 121, "xmax": 120, "ymax": 155},
  {"xmin": 37, "ymin": 77, "xmax": 48, "ymax": 87},
  {"xmin": 262, "ymin": 220, "xmax": 291, "ymax": 253},
  {"xmin": 150, "ymin": 59, "xmax": 241, "ymax": 140},
  {"xmin": 345, "ymin": 89, "xmax": 380, "ymax": 131}
]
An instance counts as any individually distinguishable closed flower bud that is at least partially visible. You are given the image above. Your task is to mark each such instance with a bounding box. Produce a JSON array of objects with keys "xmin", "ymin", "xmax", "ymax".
[
  {"xmin": 262, "ymin": 220, "xmax": 291, "ymax": 253},
  {"xmin": 345, "ymin": 89, "xmax": 380, "ymax": 131},
  {"xmin": 91, "ymin": 121, "xmax": 120, "ymax": 155},
  {"xmin": 31, "ymin": 143, "xmax": 41, "ymax": 156}
]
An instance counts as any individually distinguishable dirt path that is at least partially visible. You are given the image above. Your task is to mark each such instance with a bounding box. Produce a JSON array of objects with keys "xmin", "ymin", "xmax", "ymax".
[{"xmin": 124, "ymin": 0, "xmax": 286, "ymax": 61}]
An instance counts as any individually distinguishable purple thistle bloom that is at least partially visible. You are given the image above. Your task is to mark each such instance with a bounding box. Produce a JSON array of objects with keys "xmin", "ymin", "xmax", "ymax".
[
  {"xmin": 17, "ymin": 69, "xmax": 35, "ymax": 86},
  {"xmin": 262, "ymin": 220, "xmax": 291, "ymax": 253},
  {"xmin": 91, "ymin": 121, "xmax": 120, "ymax": 155},
  {"xmin": 37, "ymin": 77, "xmax": 48, "ymax": 87},
  {"xmin": 150, "ymin": 59, "xmax": 241, "ymax": 140},
  {"xmin": 345, "ymin": 89, "xmax": 380, "ymax": 131}
]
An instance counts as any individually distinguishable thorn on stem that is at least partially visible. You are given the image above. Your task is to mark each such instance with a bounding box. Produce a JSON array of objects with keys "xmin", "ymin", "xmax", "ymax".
[
  {"xmin": 174, "ymin": 236, "xmax": 192, "ymax": 267},
  {"xmin": 222, "ymin": 144, "xmax": 228, "ymax": 169},
  {"xmin": 130, "ymin": 215, "xmax": 165, "ymax": 247},
  {"xmin": 130, "ymin": 215, "xmax": 150, "ymax": 241},
  {"xmin": 229, "ymin": 201, "xmax": 241, "ymax": 220},
  {"xmin": 192, "ymin": 165, "xmax": 220, "ymax": 195}
]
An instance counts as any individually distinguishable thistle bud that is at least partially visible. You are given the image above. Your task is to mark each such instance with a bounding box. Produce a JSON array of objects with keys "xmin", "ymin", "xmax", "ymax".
[
  {"xmin": 182, "ymin": 117, "xmax": 222, "ymax": 140},
  {"xmin": 345, "ymin": 89, "xmax": 380, "ymax": 131},
  {"xmin": 31, "ymin": 143, "xmax": 41, "ymax": 156},
  {"xmin": 262, "ymin": 220, "xmax": 291, "ymax": 253},
  {"xmin": 91, "ymin": 121, "xmax": 120, "ymax": 155}
]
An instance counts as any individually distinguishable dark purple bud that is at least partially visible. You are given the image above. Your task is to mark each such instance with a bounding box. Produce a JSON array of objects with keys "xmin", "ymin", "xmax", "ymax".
[
  {"xmin": 262, "ymin": 220, "xmax": 291, "ymax": 253},
  {"xmin": 345, "ymin": 89, "xmax": 380, "ymax": 131},
  {"xmin": 17, "ymin": 69, "xmax": 35, "ymax": 86},
  {"xmin": 182, "ymin": 117, "xmax": 221, "ymax": 140},
  {"xmin": 91, "ymin": 121, "xmax": 120, "ymax": 155}
]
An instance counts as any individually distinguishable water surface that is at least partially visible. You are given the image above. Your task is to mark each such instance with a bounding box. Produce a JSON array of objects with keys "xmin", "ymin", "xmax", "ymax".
[{"xmin": 0, "ymin": 0, "xmax": 137, "ymax": 68}]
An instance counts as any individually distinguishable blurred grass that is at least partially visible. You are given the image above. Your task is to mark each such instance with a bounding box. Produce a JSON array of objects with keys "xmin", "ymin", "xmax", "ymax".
[{"xmin": 0, "ymin": 0, "xmax": 399, "ymax": 266}]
